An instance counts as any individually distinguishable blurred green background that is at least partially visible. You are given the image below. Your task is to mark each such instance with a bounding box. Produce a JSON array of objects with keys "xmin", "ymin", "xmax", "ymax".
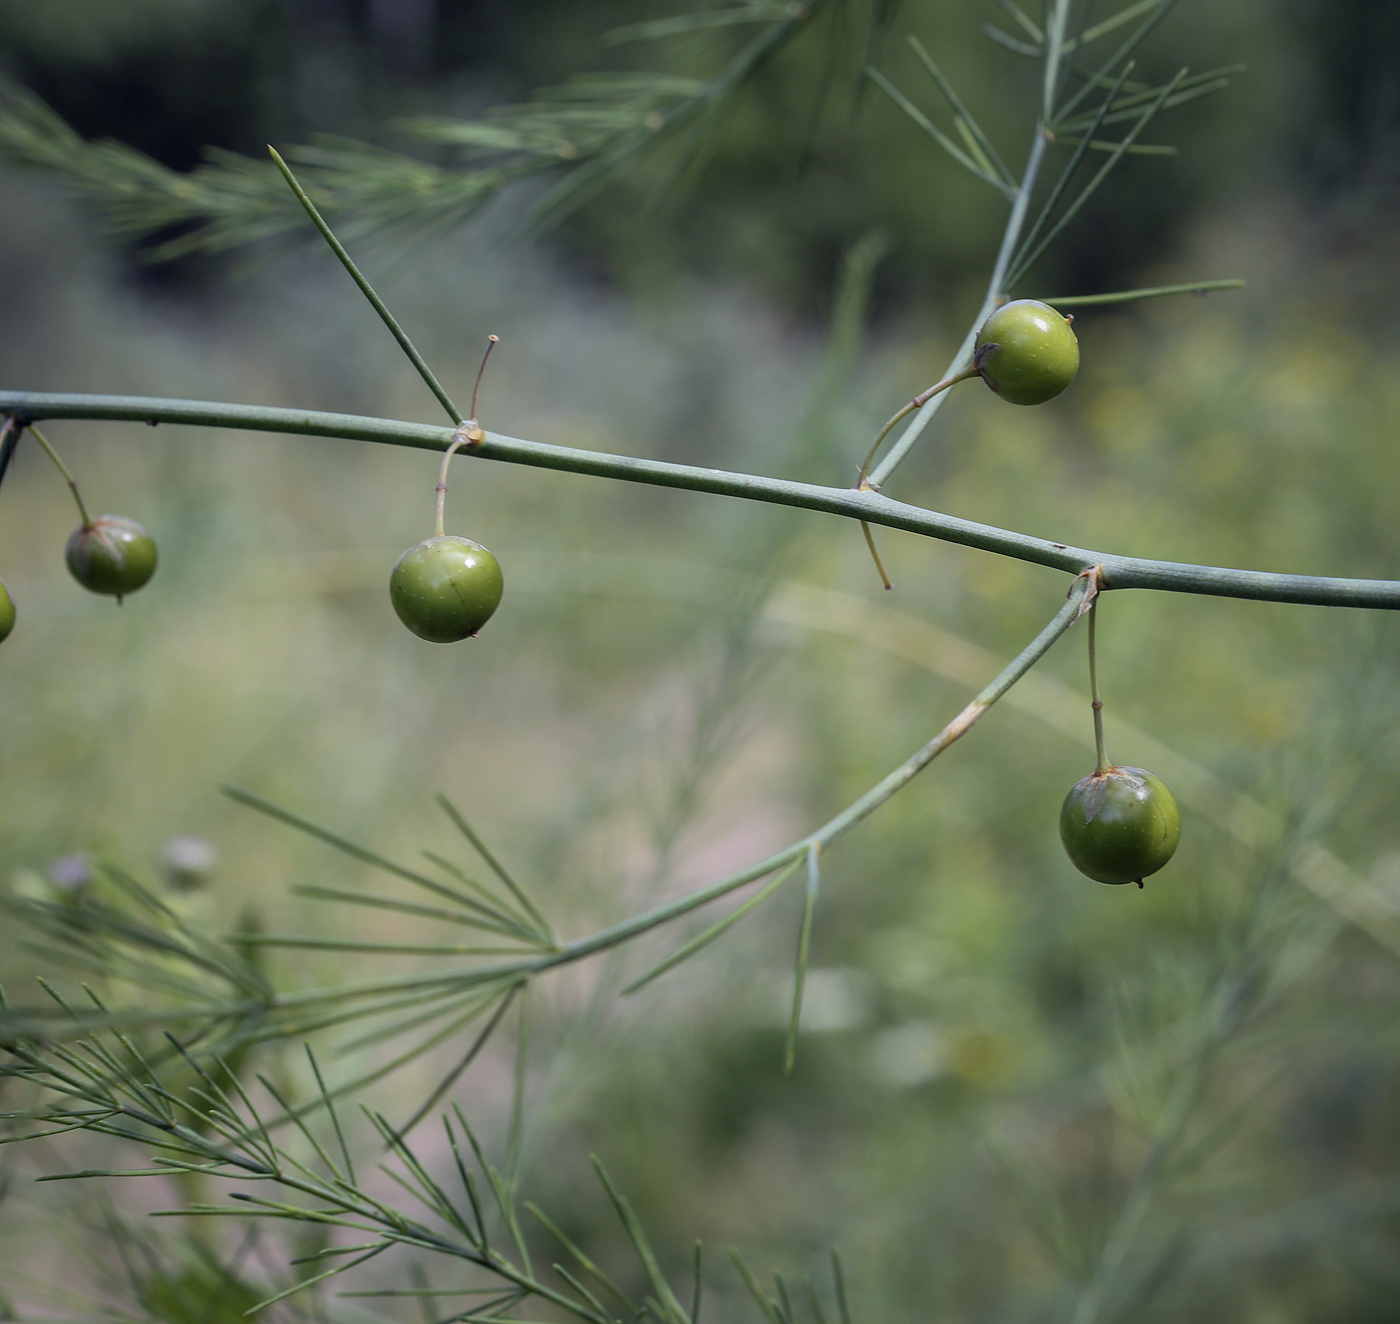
[{"xmin": 3, "ymin": 3, "xmax": 1400, "ymax": 1322}]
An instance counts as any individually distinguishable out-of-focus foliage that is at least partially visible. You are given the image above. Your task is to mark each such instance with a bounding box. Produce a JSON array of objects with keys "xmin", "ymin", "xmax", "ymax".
[{"xmin": 0, "ymin": 0, "xmax": 1396, "ymax": 310}]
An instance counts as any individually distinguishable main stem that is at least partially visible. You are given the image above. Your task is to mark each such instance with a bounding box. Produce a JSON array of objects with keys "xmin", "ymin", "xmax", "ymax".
[{"xmin": 8, "ymin": 392, "xmax": 1398, "ymax": 610}]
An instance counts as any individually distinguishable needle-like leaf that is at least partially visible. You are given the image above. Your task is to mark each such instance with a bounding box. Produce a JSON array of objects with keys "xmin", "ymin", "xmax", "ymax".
[
  {"xmin": 223, "ymin": 787, "xmax": 540, "ymax": 941},
  {"xmin": 1009, "ymin": 67, "xmax": 1186, "ymax": 288},
  {"xmin": 783, "ymin": 845, "xmax": 822, "ymax": 1076},
  {"xmin": 604, "ymin": 5, "xmax": 797, "ymax": 45},
  {"xmin": 593, "ymin": 1158, "xmax": 690, "ymax": 1324},
  {"xmin": 993, "ymin": 0, "xmax": 1044, "ymax": 43},
  {"xmin": 728, "ymin": 1249, "xmax": 782, "ymax": 1324},
  {"xmin": 865, "ymin": 68, "xmax": 1016, "ymax": 199},
  {"xmin": 981, "ymin": 23, "xmax": 1042, "ymax": 58},
  {"xmin": 908, "ymin": 37, "xmax": 1016, "ymax": 187},
  {"xmin": 1053, "ymin": 0, "xmax": 1181, "ymax": 123},
  {"xmin": 390, "ymin": 986, "xmax": 520, "ymax": 1143},
  {"xmin": 1041, "ymin": 278, "xmax": 1244, "ymax": 306},
  {"xmin": 620, "ymin": 857, "xmax": 805, "ymax": 994},
  {"xmin": 436, "ymin": 795, "xmax": 557, "ymax": 944}
]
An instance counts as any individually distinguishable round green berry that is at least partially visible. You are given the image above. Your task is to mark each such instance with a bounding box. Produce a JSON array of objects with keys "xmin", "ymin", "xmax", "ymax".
[
  {"xmin": 1059, "ymin": 765, "xmax": 1180, "ymax": 887},
  {"xmin": 390, "ymin": 535, "xmax": 503, "ymax": 643},
  {"xmin": 974, "ymin": 299, "xmax": 1079, "ymax": 405},
  {"xmin": 0, "ymin": 578, "xmax": 14, "ymax": 642},
  {"xmin": 65, "ymin": 515, "xmax": 158, "ymax": 601}
]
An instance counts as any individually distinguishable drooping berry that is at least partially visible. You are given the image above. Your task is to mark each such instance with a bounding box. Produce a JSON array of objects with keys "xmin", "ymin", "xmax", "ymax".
[
  {"xmin": 975, "ymin": 299, "xmax": 1079, "ymax": 405},
  {"xmin": 1059, "ymin": 765, "xmax": 1180, "ymax": 887},
  {"xmin": 65, "ymin": 515, "xmax": 158, "ymax": 601},
  {"xmin": 390, "ymin": 535, "xmax": 503, "ymax": 643},
  {"xmin": 0, "ymin": 577, "xmax": 14, "ymax": 642}
]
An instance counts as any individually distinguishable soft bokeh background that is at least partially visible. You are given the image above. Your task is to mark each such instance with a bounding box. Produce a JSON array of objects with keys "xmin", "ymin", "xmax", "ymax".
[{"xmin": 3, "ymin": 2, "xmax": 1400, "ymax": 1322}]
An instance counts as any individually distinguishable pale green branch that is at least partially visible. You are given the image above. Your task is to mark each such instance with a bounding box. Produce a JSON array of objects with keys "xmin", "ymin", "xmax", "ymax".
[{"xmin": 5, "ymin": 392, "xmax": 1395, "ymax": 609}]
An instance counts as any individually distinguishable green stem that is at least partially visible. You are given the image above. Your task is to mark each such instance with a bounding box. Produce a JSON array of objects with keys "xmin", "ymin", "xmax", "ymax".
[
  {"xmin": 7, "ymin": 393, "xmax": 1400, "ymax": 611},
  {"xmin": 865, "ymin": 112, "xmax": 1051, "ymax": 489},
  {"xmin": 268, "ymin": 148, "xmax": 464, "ymax": 426},
  {"xmin": 856, "ymin": 365, "xmax": 978, "ymax": 490},
  {"xmin": 868, "ymin": 0, "xmax": 1090, "ymax": 489},
  {"xmin": 809, "ymin": 574, "xmax": 1091, "ymax": 848},
  {"xmin": 621, "ymin": 578, "xmax": 1089, "ymax": 990},
  {"xmin": 1041, "ymin": 0, "xmax": 1073, "ymax": 123},
  {"xmin": 1088, "ymin": 594, "xmax": 1108, "ymax": 773},
  {"xmin": 434, "ymin": 437, "xmax": 468, "ymax": 538},
  {"xmin": 27, "ymin": 423, "xmax": 93, "ymax": 527},
  {"xmin": 1043, "ymin": 279, "xmax": 1245, "ymax": 307},
  {"xmin": 7, "ymin": 580, "xmax": 1089, "ymax": 1044}
]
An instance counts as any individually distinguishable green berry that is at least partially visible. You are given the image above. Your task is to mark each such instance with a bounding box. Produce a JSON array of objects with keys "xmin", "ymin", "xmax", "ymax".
[
  {"xmin": 974, "ymin": 299, "xmax": 1079, "ymax": 405},
  {"xmin": 0, "ymin": 578, "xmax": 14, "ymax": 642},
  {"xmin": 65, "ymin": 515, "xmax": 158, "ymax": 601},
  {"xmin": 1059, "ymin": 765, "xmax": 1180, "ymax": 887},
  {"xmin": 390, "ymin": 535, "xmax": 503, "ymax": 643}
]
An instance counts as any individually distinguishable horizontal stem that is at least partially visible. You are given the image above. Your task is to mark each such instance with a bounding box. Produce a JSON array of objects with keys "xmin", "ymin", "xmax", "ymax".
[{"xmin": 4, "ymin": 392, "xmax": 1400, "ymax": 609}]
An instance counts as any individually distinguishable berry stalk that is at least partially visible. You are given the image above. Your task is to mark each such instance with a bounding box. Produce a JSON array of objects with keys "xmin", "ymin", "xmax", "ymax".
[
  {"xmin": 28, "ymin": 423, "xmax": 93, "ymax": 528},
  {"xmin": 1088, "ymin": 595, "xmax": 1108, "ymax": 774}
]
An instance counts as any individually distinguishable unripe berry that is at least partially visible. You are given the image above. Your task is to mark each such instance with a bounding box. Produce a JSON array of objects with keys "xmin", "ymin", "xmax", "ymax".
[
  {"xmin": 975, "ymin": 299, "xmax": 1079, "ymax": 405},
  {"xmin": 0, "ymin": 577, "xmax": 14, "ymax": 642},
  {"xmin": 65, "ymin": 515, "xmax": 158, "ymax": 601},
  {"xmin": 1059, "ymin": 765, "xmax": 1180, "ymax": 887},
  {"xmin": 390, "ymin": 535, "xmax": 503, "ymax": 643}
]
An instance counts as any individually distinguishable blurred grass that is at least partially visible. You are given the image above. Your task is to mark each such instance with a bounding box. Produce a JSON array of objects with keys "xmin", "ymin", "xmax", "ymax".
[{"xmin": 3, "ymin": 161, "xmax": 1400, "ymax": 1323}]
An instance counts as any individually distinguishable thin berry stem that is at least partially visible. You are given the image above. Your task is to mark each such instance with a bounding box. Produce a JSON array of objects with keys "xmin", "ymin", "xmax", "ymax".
[
  {"xmin": 28, "ymin": 424, "xmax": 93, "ymax": 528},
  {"xmin": 866, "ymin": 116, "xmax": 1052, "ymax": 490},
  {"xmin": 433, "ymin": 438, "xmax": 468, "ymax": 539},
  {"xmin": 856, "ymin": 401, "xmax": 916, "ymax": 490},
  {"xmin": 860, "ymin": 520, "xmax": 893, "ymax": 590},
  {"xmin": 855, "ymin": 365, "xmax": 979, "ymax": 589},
  {"xmin": 1088, "ymin": 595, "xmax": 1108, "ymax": 774},
  {"xmin": 431, "ymin": 335, "xmax": 498, "ymax": 536},
  {"xmin": 856, "ymin": 365, "xmax": 979, "ymax": 491},
  {"xmin": 471, "ymin": 336, "xmax": 499, "ymax": 422}
]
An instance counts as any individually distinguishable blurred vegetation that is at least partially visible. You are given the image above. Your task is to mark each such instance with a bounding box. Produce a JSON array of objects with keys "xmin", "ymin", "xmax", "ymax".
[
  {"xmin": 4, "ymin": 3, "xmax": 1400, "ymax": 1324},
  {"xmin": 0, "ymin": 0, "xmax": 1396, "ymax": 309}
]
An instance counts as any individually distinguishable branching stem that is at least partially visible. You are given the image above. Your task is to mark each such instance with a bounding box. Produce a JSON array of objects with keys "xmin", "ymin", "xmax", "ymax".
[
  {"xmin": 0, "ymin": 576, "xmax": 1094, "ymax": 1048},
  {"xmin": 809, "ymin": 572, "xmax": 1091, "ymax": 848}
]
